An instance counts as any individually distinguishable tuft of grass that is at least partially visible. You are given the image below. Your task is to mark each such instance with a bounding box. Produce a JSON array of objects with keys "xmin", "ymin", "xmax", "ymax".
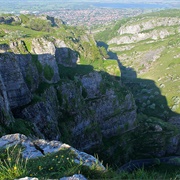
[
  {"xmin": 26, "ymin": 149, "xmax": 78, "ymax": 179},
  {"xmin": 26, "ymin": 148, "xmax": 105, "ymax": 179},
  {"xmin": 0, "ymin": 145, "xmax": 27, "ymax": 180}
]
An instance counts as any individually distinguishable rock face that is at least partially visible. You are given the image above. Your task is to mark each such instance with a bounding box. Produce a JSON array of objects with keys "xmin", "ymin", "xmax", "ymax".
[
  {"xmin": 118, "ymin": 17, "xmax": 180, "ymax": 35},
  {"xmin": 108, "ymin": 17, "xmax": 180, "ymax": 45},
  {"xmin": 55, "ymin": 71, "xmax": 136, "ymax": 150},
  {"xmin": 0, "ymin": 36, "xmax": 137, "ymax": 154},
  {"xmin": 109, "ymin": 29, "xmax": 171, "ymax": 45},
  {"xmin": 0, "ymin": 53, "xmax": 32, "ymax": 109},
  {"xmin": 0, "ymin": 74, "xmax": 13, "ymax": 125},
  {"xmin": 21, "ymin": 87, "xmax": 60, "ymax": 140},
  {"xmin": 0, "ymin": 15, "xmax": 21, "ymax": 24}
]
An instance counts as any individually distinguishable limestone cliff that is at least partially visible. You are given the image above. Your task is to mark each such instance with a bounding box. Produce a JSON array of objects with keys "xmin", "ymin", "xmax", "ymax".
[
  {"xmin": 0, "ymin": 35, "xmax": 136, "ymax": 156},
  {"xmin": 108, "ymin": 17, "xmax": 180, "ymax": 45}
]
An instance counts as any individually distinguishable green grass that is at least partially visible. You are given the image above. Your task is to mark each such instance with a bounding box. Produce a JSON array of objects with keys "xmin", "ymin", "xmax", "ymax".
[
  {"xmin": 35, "ymin": 82, "xmax": 51, "ymax": 95},
  {"xmin": 31, "ymin": 94, "xmax": 45, "ymax": 105},
  {"xmin": 97, "ymin": 16, "xmax": 180, "ymax": 114},
  {"xmin": 94, "ymin": 17, "xmax": 131, "ymax": 42},
  {"xmin": 0, "ymin": 24, "xmax": 48, "ymax": 39},
  {"xmin": 0, "ymin": 145, "xmax": 27, "ymax": 180},
  {"xmin": 58, "ymin": 64, "xmax": 94, "ymax": 80},
  {"xmin": 105, "ymin": 60, "xmax": 120, "ymax": 76},
  {"xmin": 23, "ymin": 39, "xmax": 32, "ymax": 52},
  {"xmin": 0, "ymin": 146, "xmax": 106, "ymax": 180},
  {"xmin": 26, "ymin": 148, "xmax": 79, "ymax": 179},
  {"xmin": 0, "ymin": 145, "xmax": 180, "ymax": 180},
  {"xmin": 140, "ymin": 46, "xmax": 180, "ymax": 113}
]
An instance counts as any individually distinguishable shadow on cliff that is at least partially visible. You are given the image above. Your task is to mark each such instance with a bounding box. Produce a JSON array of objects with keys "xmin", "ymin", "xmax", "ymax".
[
  {"xmin": 1, "ymin": 46, "xmax": 180, "ymax": 168},
  {"xmin": 0, "ymin": 48, "xmax": 98, "ymax": 139},
  {"xmin": 97, "ymin": 41, "xmax": 179, "ymax": 119},
  {"xmin": 1, "ymin": 46, "xmax": 179, "ymax": 135}
]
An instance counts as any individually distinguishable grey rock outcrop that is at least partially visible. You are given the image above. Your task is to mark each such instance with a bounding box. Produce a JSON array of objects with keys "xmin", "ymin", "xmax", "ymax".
[
  {"xmin": 0, "ymin": 73, "xmax": 13, "ymax": 125},
  {"xmin": 55, "ymin": 39, "xmax": 79, "ymax": 67},
  {"xmin": 0, "ymin": 15, "xmax": 21, "ymax": 24},
  {"xmin": 0, "ymin": 133, "xmax": 105, "ymax": 171},
  {"xmin": 57, "ymin": 72, "xmax": 136, "ymax": 150},
  {"xmin": 108, "ymin": 17, "xmax": 180, "ymax": 45},
  {"xmin": 0, "ymin": 43, "xmax": 10, "ymax": 53},
  {"xmin": 31, "ymin": 38, "xmax": 60, "ymax": 83},
  {"xmin": 118, "ymin": 17, "xmax": 180, "ymax": 35},
  {"xmin": 31, "ymin": 38, "xmax": 78, "ymax": 69},
  {"xmin": 60, "ymin": 174, "xmax": 87, "ymax": 180},
  {"xmin": 15, "ymin": 177, "xmax": 39, "ymax": 180},
  {"xmin": 109, "ymin": 29, "xmax": 171, "ymax": 45},
  {"xmin": 21, "ymin": 87, "xmax": 60, "ymax": 140},
  {"xmin": 0, "ymin": 53, "xmax": 32, "ymax": 109}
]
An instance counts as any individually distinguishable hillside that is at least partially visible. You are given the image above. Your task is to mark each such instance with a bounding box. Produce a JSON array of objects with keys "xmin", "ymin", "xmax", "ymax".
[
  {"xmin": 95, "ymin": 9, "xmax": 180, "ymax": 119},
  {"xmin": 0, "ymin": 13, "xmax": 180, "ymax": 179}
]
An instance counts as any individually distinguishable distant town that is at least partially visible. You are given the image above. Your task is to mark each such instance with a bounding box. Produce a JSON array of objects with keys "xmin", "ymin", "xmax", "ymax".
[
  {"xmin": 41, "ymin": 8, "xmax": 149, "ymax": 26},
  {"xmin": 1, "ymin": 0, "xmax": 179, "ymax": 27}
]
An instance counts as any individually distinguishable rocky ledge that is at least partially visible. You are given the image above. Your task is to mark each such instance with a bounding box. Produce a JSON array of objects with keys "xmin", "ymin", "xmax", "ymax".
[{"xmin": 0, "ymin": 133, "xmax": 105, "ymax": 171}]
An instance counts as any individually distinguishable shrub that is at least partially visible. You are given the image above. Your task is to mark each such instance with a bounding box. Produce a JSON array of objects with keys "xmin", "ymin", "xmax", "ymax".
[
  {"xmin": 19, "ymin": 14, "xmax": 29, "ymax": 24},
  {"xmin": 25, "ymin": 74, "xmax": 33, "ymax": 86},
  {"xmin": 0, "ymin": 30, "xmax": 5, "ymax": 37},
  {"xmin": 27, "ymin": 18, "xmax": 52, "ymax": 32},
  {"xmin": 43, "ymin": 64, "xmax": 54, "ymax": 81},
  {"xmin": 32, "ymin": 55, "xmax": 43, "ymax": 74},
  {"xmin": 8, "ymin": 119, "xmax": 34, "ymax": 136}
]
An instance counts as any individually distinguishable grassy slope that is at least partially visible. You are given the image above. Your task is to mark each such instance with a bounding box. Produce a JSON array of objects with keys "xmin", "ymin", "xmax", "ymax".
[
  {"xmin": 0, "ymin": 16, "xmax": 120, "ymax": 76},
  {"xmin": 116, "ymin": 35, "xmax": 180, "ymax": 114},
  {"xmin": 94, "ymin": 9, "xmax": 180, "ymax": 115}
]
